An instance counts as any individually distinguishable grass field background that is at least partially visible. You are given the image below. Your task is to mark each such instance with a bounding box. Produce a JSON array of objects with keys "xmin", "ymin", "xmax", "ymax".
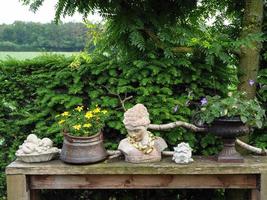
[{"xmin": 0, "ymin": 51, "xmax": 78, "ymax": 60}]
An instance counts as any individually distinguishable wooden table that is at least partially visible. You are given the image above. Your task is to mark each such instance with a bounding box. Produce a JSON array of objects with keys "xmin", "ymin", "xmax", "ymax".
[{"xmin": 5, "ymin": 156, "xmax": 267, "ymax": 200}]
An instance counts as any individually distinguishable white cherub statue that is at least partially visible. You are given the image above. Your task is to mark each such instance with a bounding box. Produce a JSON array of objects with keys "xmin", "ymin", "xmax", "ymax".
[{"xmin": 172, "ymin": 142, "xmax": 193, "ymax": 164}]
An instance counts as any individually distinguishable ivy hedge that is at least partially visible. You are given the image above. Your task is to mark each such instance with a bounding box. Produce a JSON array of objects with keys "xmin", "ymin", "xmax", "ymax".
[{"xmin": 0, "ymin": 53, "xmax": 266, "ymax": 199}]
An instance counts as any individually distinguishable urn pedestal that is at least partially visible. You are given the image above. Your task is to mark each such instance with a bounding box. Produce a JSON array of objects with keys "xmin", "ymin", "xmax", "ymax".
[{"xmin": 208, "ymin": 117, "xmax": 250, "ymax": 163}]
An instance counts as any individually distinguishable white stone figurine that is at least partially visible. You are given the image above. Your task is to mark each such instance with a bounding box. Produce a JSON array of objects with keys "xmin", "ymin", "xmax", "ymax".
[
  {"xmin": 16, "ymin": 134, "xmax": 60, "ymax": 162},
  {"xmin": 172, "ymin": 142, "xmax": 194, "ymax": 164},
  {"xmin": 118, "ymin": 104, "xmax": 168, "ymax": 163}
]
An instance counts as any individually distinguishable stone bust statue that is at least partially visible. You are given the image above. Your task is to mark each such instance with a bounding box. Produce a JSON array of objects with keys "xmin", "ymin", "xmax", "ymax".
[{"xmin": 118, "ymin": 104, "xmax": 167, "ymax": 163}]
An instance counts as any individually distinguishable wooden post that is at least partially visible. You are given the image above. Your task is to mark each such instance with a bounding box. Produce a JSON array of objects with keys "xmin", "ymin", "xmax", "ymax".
[
  {"xmin": 7, "ymin": 175, "xmax": 30, "ymax": 200},
  {"xmin": 250, "ymin": 189, "xmax": 260, "ymax": 200},
  {"xmin": 31, "ymin": 190, "xmax": 41, "ymax": 200},
  {"xmin": 261, "ymin": 173, "xmax": 267, "ymax": 200}
]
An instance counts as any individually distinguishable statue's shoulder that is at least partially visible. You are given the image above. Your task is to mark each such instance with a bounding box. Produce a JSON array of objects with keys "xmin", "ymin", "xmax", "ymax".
[
  {"xmin": 118, "ymin": 138, "xmax": 128, "ymax": 149},
  {"xmin": 118, "ymin": 138, "xmax": 132, "ymax": 155},
  {"xmin": 151, "ymin": 133, "xmax": 167, "ymax": 152}
]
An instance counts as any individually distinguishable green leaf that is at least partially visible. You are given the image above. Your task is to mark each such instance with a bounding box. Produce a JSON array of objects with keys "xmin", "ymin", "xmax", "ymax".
[
  {"xmin": 256, "ymin": 120, "xmax": 263, "ymax": 128},
  {"xmin": 240, "ymin": 116, "xmax": 247, "ymax": 123}
]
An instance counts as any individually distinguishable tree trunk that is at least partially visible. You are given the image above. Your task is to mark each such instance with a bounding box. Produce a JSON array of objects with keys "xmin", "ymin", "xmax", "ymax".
[
  {"xmin": 235, "ymin": 1, "xmax": 264, "ymax": 199},
  {"xmin": 238, "ymin": 0, "xmax": 264, "ymax": 99},
  {"xmin": 237, "ymin": 0, "xmax": 264, "ymax": 152}
]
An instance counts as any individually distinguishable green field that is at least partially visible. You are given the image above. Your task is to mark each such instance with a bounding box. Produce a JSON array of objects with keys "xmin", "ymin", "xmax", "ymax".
[{"xmin": 0, "ymin": 51, "xmax": 79, "ymax": 60}]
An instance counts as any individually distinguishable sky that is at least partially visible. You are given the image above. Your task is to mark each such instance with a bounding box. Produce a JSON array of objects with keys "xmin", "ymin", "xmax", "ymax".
[{"xmin": 0, "ymin": 0, "xmax": 102, "ymax": 24}]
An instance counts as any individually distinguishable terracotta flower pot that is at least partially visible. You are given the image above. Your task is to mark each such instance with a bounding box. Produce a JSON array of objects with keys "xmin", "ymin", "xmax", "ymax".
[
  {"xmin": 60, "ymin": 132, "xmax": 107, "ymax": 164},
  {"xmin": 208, "ymin": 117, "xmax": 250, "ymax": 163}
]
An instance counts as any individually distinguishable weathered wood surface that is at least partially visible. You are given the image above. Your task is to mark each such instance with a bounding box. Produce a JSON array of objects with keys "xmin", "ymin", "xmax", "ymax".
[
  {"xmin": 6, "ymin": 156, "xmax": 267, "ymax": 175},
  {"xmin": 6, "ymin": 156, "xmax": 267, "ymax": 200},
  {"xmin": 251, "ymin": 189, "xmax": 260, "ymax": 200},
  {"xmin": 7, "ymin": 175, "xmax": 30, "ymax": 200},
  {"xmin": 30, "ymin": 174, "xmax": 257, "ymax": 189},
  {"xmin": 261, "ymin": 173, "xmax": 267, "ymax": 200}
]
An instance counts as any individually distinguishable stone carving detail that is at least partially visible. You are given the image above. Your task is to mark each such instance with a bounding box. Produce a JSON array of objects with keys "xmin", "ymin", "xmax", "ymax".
[
  {"xmin": 16, "ymin": 134, "xmax": 60, "ymax": 162},
  {"xmin": 172, "ymin": 142, "xmax": 193, "ymax": 164},
  {"xmin": 118, "ymin": 104, "xmax": 167, "ymax": 163}
]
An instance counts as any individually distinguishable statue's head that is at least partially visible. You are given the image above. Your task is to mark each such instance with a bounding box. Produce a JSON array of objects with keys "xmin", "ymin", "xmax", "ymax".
[{"xmin": 123, "ymin": 104, "xmax": 150, "ymax": 141}]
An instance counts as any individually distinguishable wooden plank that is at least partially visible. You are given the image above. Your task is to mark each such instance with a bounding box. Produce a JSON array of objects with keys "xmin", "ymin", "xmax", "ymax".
[
  {"xmin": 261, "ymin": 173, "xmax": 267, "ymax": 200},
  {"xmin": 7, "ymin": 175, "xmax": 30, "ymax": 200},
  {"xmin": 6, "ymin": 156, "xmax": 267, "ymax": 175},
  {"xmin": 30, "ymin": 174, "xmax": 257, "ymax": 189}
]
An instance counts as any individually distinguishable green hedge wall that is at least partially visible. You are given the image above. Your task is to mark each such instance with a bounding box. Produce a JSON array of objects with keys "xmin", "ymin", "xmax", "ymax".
[{"xmin": 0, "ymin": 53, "xmax": 265, "ymax": 199}]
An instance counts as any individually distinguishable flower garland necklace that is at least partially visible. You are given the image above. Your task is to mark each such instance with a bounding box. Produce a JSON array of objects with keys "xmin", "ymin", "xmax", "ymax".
[{"xmin": 127, "ymin": 132, "xmax": 156, "ymax": 154}]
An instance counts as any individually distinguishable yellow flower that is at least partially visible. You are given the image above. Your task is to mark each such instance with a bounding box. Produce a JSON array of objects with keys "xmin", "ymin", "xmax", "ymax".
[
  {"xmin": 93, "ymin": 107, "xmax": 101, "ymax": 113},
  {"xmin": 58, "ymin": 120, "xmax": 65, "ymax": 125},
  {"xmin": 73, "ymin": 124, "xmax": 81, "ymax": 130},
  {"xmin": 61, "ymin": 111, "xmax": 69, "ymax": 116},
  {"xmin": 85, "ymin": 111, "xmax": 93, "ymax": 119},
  {"xmin": 83, "ymin": 123, "xmax": 92, "ymax": 128},
  {"xmin": 102, "ymin": 110, "xmax": 108, "ymax": 114},
  {"xmin": 75, "ymin": 105, "xmax": 84, "ymax": 112},
  {"xmin": 75, "ymin": 106, "xmax": 83, "ymax": 112}
]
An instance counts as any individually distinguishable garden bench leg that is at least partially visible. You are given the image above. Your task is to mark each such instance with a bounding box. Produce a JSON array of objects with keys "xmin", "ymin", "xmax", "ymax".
[
  {"xmin": 261, "ymin": 173, "xmax": 267, "ymax": 200},
  {"xmin": 250, "ymin": 189, "xmax": 260, "ymax": 200},
  {"xmin": 30, "ymin": 190, "xmax": 40, "ymax": 200},
  {"xmin": 7, "ymin": 175, "xmax": 30, "ymax": 200}
]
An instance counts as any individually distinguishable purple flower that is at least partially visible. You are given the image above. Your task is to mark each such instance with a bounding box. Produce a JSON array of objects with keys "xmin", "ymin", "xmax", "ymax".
[
  {"xmin": 249, "ymin": 79, "xmax": 255, "ymax": 86},
  {"xmin": 173, "ymin": 105, "xmax": 179, "ymax": 112},
  {"xmin": 200, "ymin": 97, "xmax": 208, "ymax": 106}
]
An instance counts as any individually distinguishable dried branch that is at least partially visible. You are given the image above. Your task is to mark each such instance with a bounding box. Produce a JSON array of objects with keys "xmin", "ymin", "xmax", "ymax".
[
  {"xmin": 149, "ymin": 120, "xmax": 266, "ymax": 155},
  {"xmin": 103, "ymin": 86, "xmax": 133, "ymax": 111},
  {"xmin": 117, "ymin": 95, "xmax": 133, "ymax": 112},
  {"xmin": 107, "ymin": 150, "xmax": 121, "ymax": 155},
  {"xmin": 236, "ymin": 139, "xmax": 267, "ymax": 155},
  {"xmin": 148, "ymin": 121, "xmax": 207, "ymax": 132},
  {"xmin": 162, "ymin": 140, "xmax": 267, "ymax": 156},
  {"xmin": 107, "ymin": 150, "xmax": 122, "ymax": 160},
  {"xmin": 162, "ymin": 151, "xmax": 174, "ymax": 156}
]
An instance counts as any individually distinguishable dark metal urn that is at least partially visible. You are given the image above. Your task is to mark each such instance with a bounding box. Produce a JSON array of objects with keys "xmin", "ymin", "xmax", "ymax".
[
  {"xmin": 208, "ymin": 117, "xmax": 250, "ymax": 163},
  {"xmin": 60, "ymin": 132, "xmax": 108, "ymax": 164}
]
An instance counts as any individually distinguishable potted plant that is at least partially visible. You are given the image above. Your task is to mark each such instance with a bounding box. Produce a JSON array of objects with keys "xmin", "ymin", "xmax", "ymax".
[
  {"xmin": 57, "ymin": 105, "xmax": 108, "ymax": 164},
  {"xmin": 194, "ymin": 92, "xmax": 266, "ymax": 162}
]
